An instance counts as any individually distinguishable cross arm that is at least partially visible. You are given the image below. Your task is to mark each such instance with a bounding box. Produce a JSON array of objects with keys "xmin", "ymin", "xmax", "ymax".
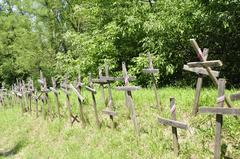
[
  {"xmin": 116, "ymin": 86, "xmax": 141, "ymax": 91},
  {"xmin": 69, "ymin": 84, "xmax": 84, "ymax": 102},
  {"xmin": 142, "ymin": 69, "xmax": 159, "ymax": 74},
  {"xmin": 183, "ymin": 65, "xmax": 219, "ymax": 77},
  {"xmin": 187, "ymin": 60, "xmax": 223, "ymax": 68},
  {"xmin": 199, "ymin": 107, "xmax": 240, "ymax": 116},
  {"xmin": 85, "ymin": 86, "xmax": 97, "ymax": 94},
  {"xmin": 157, "ymin": 117, "xmax": 188, "ymax": 130}
]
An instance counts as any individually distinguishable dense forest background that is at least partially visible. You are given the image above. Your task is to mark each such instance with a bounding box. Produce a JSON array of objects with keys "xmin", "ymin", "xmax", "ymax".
[{"xmin": 0, "ymin": 0, "xmax": 240, "ymax": 87}]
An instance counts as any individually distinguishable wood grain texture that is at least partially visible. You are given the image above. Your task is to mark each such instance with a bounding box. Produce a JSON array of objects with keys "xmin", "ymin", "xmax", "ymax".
[
  {"xmin": 183, "ymin": 65, "xmax": 219, "ymax": 77},
  {"xmin": 157, "ymin": 117, "xmax": 188, "ymax": 130},
  {"xmin": 187, "ymin": 60, "xmax": 223, "ymax": 68}
]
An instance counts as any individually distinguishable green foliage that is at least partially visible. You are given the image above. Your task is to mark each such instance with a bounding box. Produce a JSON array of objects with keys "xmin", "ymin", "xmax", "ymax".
[{"xmin": 1, "ymin": 0, "xmax": 240, "ymax": 87}]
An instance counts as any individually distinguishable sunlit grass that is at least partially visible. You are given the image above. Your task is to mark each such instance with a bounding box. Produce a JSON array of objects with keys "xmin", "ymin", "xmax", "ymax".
[{"xmin": 0, "ymin": 87, "xmax": 239, "ymax": 159}]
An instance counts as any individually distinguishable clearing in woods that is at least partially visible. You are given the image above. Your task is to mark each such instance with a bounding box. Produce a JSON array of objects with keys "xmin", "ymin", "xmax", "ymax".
[{"xmin": 0, "ymin": 88, "xmax": 240, "ymax": 159}]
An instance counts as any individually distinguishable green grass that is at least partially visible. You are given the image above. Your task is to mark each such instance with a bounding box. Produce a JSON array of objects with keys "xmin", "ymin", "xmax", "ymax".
[{"xmin": 0, "ymin": 87, "xmax": 240, "ymax": 159}]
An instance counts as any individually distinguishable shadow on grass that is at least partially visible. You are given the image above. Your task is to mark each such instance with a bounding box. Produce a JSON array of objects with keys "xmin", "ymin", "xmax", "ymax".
[{"xmin": 0, "ymin": 141, "xmax": 25, "ymax": 157}]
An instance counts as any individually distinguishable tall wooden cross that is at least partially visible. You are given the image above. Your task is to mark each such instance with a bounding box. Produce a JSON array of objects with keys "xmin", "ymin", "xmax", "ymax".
[
  {"xmin": 27, "ymin": 79, "xmax": 34, "ymax": 113},
  {"xmin": 18, "ymin": 81, "xmax": 24, "ymax": 115},
  {"xmin": 157, "ymin": 97, "xmax": 188, "ymax": 156},
  {"xmin": 184, "ymin": 39, "xmax": 233, "ymax": 116},
  {"xmin": 198, "ymin": 79, "xmax": 240, "ymax": 159},
  {"xmin": 38, "ymin": 71, "xmax": 51, "ymax": 118},
  {"xmin": 86, "ymin": 73, "xmax": 101, "ymax": 128},
  {"xmin": 61, "ymin": 77, "xmax": 80, "ymax": 125},
  {"xmin": 116, "ymin": 62, "xmax": 141, "ymax": 136},
  {"xmin": 142, "ymin": 52, "xmax": 161, "ymax": 110},
  {"xmin": 69, "ymin": 75, "xmax": 86, "ymax": 127},
  {"xmin": 50, "ymin": 77, "xmax": 61, "ymax": 118},
  {"xmin": 0, "ymin": 83, "xmax": 6, "ymax": 107}
]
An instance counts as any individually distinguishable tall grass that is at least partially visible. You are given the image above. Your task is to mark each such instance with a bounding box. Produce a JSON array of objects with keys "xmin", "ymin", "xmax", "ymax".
[{"xmin": 0, "ymin": 87, "xmax": 239, "ymax": 159}]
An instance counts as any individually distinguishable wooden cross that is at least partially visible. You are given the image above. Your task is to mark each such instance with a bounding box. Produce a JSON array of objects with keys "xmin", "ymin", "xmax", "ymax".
[
  {"xmin": 0, "ymin": 83, "xmax": 6, "ymax": 107},
  {"xmin": 27, "ymin": 79, "xmax": 34, "ymax": 113},
  {"xmin": 142, "ymin": 52, "xmax": 161, "ymax": 110},
  {"xmin": 21, "ymin": 80, "xmax": 29, "ymax": 112},
  {"xmin": 61, "ymin": 77, "xmax": 80, "ymax": 125},
  {"xmin": 38, "ymin": 71, "xmax": 52, "ymax": 118},
  {"xmin": 96, "ymin": 67, "xmax": 106, "ymax": 106},
  {"xmin": 18, "ymin": 81, "xmax": 24, "ymax": 115},
  {"xmin": 184, "ymin": 39, "xmax": 233, "ymax": 116},
  {"xmin": 85, "ymin": 73, "xmax": 101, "ymax": 128},
  {"xmin": 75, "ymin": 74, "xmax": 87, "ymax": 126},
  {"xmin": 157, "ymin": 97, "xmax": 188, "ymax": 156},
  {"xmin": 32, "ymin": 92, "xmax": 39, "ymax": 118},
  {"xmin": 50, "ymin": 77, "xmax": 61, "ymax": 118},
  {"xmin": 69, "ymin": 76, "xmax": 86, "ymax": 127},
  {"xmin": 116, "ymin": 62, "xmax": 141, "ymax": 136},
  {"xmin": 198, "ymin": 79, "xmax": 240, "ymax": 159}
]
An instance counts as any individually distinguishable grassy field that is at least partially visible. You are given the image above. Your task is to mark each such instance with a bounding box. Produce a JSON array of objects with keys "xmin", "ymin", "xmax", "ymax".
[{"xmin": 0, "ymin": 87, "xmax": 239, "ymax": 159}]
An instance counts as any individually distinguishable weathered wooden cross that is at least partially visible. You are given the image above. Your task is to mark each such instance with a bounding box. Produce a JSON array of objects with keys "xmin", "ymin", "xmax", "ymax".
[
  {"xmin": 198, "ymin": 79, "xmax": 240, "ymax": 159},
  {"xmin": 38, "ymin": 71, "xmax": 51, "ymax": 118},
  {"xmin": 0, "ymin": 83, "xmax": 6, "ymax": 107},
  {"xmin": 157, "ymin": 97, "xmax": 188, "ymax": 156},
  {"xmin": 116, "ymin": 62, "xmax": 141, "ymax": 136},
  {"xmin": 69, "ymin": 75, "xmax": 86, "ymax": 127},
  {"xmin": 27, "ymin": 79, "xmax": 34, "ymax": 113},
  {"xmin": 142, "ymin": 52, "xmax": 161, "ymax": 110},
  {"xmin": 50, "ymin": 77, "xmax": 61, "ymax": 118},
  {"xmin": 86, "ymin": 73, "xmax": 101, "ymax": 128},
  {"xmin": 61, "ymin": 77, "xmax": 80, "ymax": 125},
  {"xmin": 184, "ymin": 39, "xmax": 233, "ymax": 116}
]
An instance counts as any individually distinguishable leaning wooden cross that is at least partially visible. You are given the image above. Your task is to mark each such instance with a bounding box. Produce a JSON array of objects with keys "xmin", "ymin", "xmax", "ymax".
[
  {"xmin": 61, "ymin": 77, "xmax": 80, "ymax": 125},
  {"xmin": 70, "ymin": 75, "xmax": 86, "ymax": 127},
  {"xmin": 157, "ymin": 97, "xmax": 188, "ymax": 156},
  {"xmin": 50, "ymin": 77, "xmax": 61, "ymax": 118},
  {"xmin": 116, "ymin": 62, "xmax": 141, "ymax": 136},
  {"xmin": 183, "ymin": 39, "xmax": 233, "ymax": 115},
  {"xmin": 86, "ymin": 73, "xmax": 101, "ymax": 128},
  {"xmin": 38, "ymin": 71, "xmax": 52, "ymax": 118},
  {"xmin": 142, "ymin": 52, "xmax": 161, "ymax": 110},
  {"xmin": 198, "ymin": 79, "xmax": 240, "ymax": 159}
]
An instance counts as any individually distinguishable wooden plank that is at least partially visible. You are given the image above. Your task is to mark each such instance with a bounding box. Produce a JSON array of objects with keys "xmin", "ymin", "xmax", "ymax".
[
  {"xmin": 49, "ymin": 87, "xmax": 57, "ymax": 94},
  {"xmin": 101, "ymin": 76, "xmax": 136, "ymax": 82},
  {"xmin": 85, "ymin": 86, "xmax": 96, "ymax": 94},
  {"xmin": 190, "ymin": 39, "xmax": 218, "ymax": 86},
  {"xmin": 157, "ymin": 117, "xmax": 188, "ymax": 130},
  {"xmin": 102, "ymin": 110, "xmax": 117, "ymax": 116},
  {"xmin": 199, "ymin": 107, "xmax": 240, "ymax": 116},
  {"xmin": 51, "ymin": 77, "xmax": 61, "ymax": 119},
  {"xmin": 88, "ymin": 73, "xmax": 101, "ymax": 128},
  {"xmin": 92, "ymin": 79, "xmax": 107, "ymax": 84},
  {"xmin": 76, "ymin": 74, "xmax": 86, "ymax": 127},
  {"xmin": 183, "ymin": 65, "xmax": 219, "ymax": 77},
  {"xmin": 105, "ymin": 64, "xmax": 114, "ymax": 110},
  {"xmin": 122, "ymin": 62, "xmax": 139, "ymax": 136},
  {"xmin": 170, "ymin": 97, "xmax": 179, "ymax": 156},
  {"xmin": 230, "ymin": 92, "xmax": 240, "ymax": 101},
  {"xmin": 142, "ymin": 69, "xmax": 159, "ymax": 74},
  {"xmin": 187, "ymin": 60, "xmax": 223, "ymax": 68},
  {"xmin": 69, "ymin": 84, "xmax": 84, "ymax": 102},
  {"xmin": 98, "ymin": 67, "xmax": 107, "ymax": 107},
  {"xmin": 192, "ymin": 76, "xmax": 203, "ymax": 116},
  {"xmin": 214, "ymin": 79, "xmax": 224, "ymax": 159},
  {"xmin": 116, "ymin": 86, "xmax": 141, "ymax": 91},
  {"xmin": 189, "ymin": 39, "xmax": 233, "ymax": 109}
]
